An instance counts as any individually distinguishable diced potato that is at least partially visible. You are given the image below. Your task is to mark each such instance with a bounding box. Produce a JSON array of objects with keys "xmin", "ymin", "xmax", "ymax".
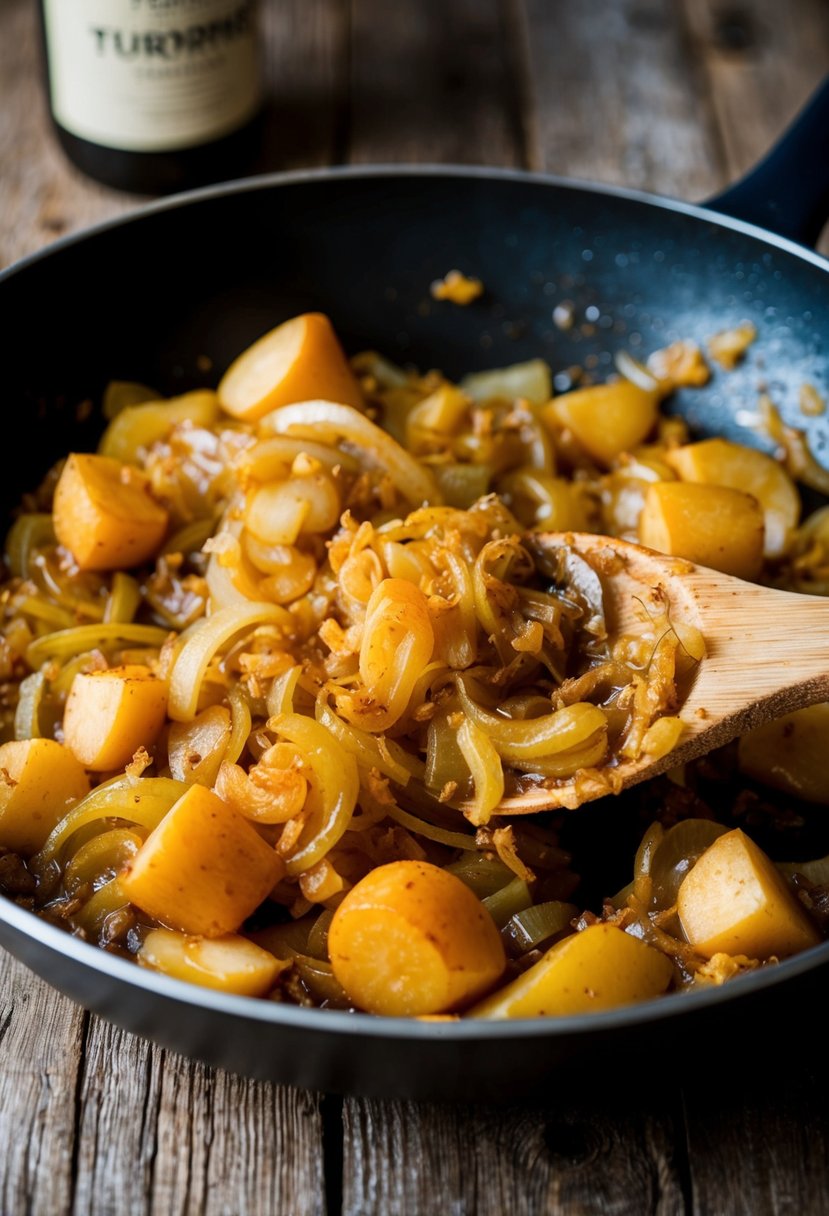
[
  {"xmin": 138, "ymin": 928, "xmax": 285, "ymax": 996},
  {"xmin": 666, "ymin": 438, "xmax": 799, "ymax": 557},
  {"xmin": 99, "ymin": 390, "xmax": 219, "ymax": 464},
  {"xmin": 469, "ymin": 924, "xmax": 674, "ymax": 1019},
  {"xmin": 0, "ymin": 739, "xmax": 90, "ymax": 855},
  {"xmin": 168, "ymin": 705, "xmax": 232, "ymax": 786},
  {"xmin": 544, "ymin": 381, "xmax": 660, "ymax": 467},
  {"xmin": 121, "ymin": 784, "xmax": 283, "ymax": 936},
  {"xmin": 53, "ymin": 452, "xmax": 169, "ymax": 571},
  {"xmin": 461, "ymin": 359, "xmax": 552, "ymax": 406},
  {"xmin": 63, "ymin": 665, "xmax": 168, "ymax": 772},
  {"xmin": 677, "ymin": 828, "xmax": 821, "ymax": 960},
  {"xmin": 738, "ymin": 704, "xmax": 829, "ymax": 804},
  {"xmin": 218, "ymin": 313, "xmax": 364, "ymax": 421},
  {"xmin": 328, "ymin": 860, "xmax": 506, "ymax": 1016},
  {"xmin": 638, "ymin": 481, "xmax": 764, "ymax": 580}
]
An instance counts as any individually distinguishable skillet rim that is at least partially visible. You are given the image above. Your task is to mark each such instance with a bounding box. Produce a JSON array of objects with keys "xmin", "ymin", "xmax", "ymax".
[
  {"xmin": 2, "ymin": 890, "xmax": 828, "ymax": 1040},
  {"xmin": 1, "ymin": 161, "xmax": 828, "ymax": 286},
  {"xmin": 1, "ymin": 160, "xmax": 828, "ymax": 1045}
]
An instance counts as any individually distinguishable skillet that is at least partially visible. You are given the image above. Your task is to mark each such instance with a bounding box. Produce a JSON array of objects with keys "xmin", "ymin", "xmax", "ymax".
[{"xmin": 0, "ymin": 81, "xmax": 828, "ymax": 1102}]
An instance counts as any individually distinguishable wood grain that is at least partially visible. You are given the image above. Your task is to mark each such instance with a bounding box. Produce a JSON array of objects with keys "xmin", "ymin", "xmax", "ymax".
[
  {"xmin": 683, "ymin": 0, "xmax": 829, "ymax": 180},
  {"xmin": 518, "ymin": 0, "xmax": 726, "ymax": 198},
  {"xmin": 342, "ymin": 1094, "xmax": 687, "ymax": 1215},
  {"xmin": 683, "ymin": 1065, "xmax": 829, "ymax": 1216},
  {"xmin": 258, "ymin": 0, "xmax": 348, "ymax": 171},
  {"xmin": 347, "ymin": 0, "xmax": 525, "ymax": 165},
  {"xmin": 72, "ymin": 1018, "xmax": 325, "ymax": 1216},
  {"xmin": 0, "ymin": 1, "xmax": 139, "ymax": 268},
  {"xmin": 0, "ymin": 951, "xmax": 84, "ymax": 1216}
]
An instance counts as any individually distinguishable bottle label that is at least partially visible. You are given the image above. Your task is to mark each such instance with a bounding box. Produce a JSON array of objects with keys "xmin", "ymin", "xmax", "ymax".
[{"xmin": 42, "ymin": 0, "xmax": 261, "ymax": 152}]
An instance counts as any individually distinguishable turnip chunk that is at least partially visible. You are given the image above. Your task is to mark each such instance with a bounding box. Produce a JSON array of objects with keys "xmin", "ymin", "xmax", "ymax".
[
  {"xmin": 677, "ymin": 829, "xmax": 821, "ymax": 960},
  {"xmin": 53, "ymin": 452, "xmax": 168, "ymax": 570},
  {"xmin": 0, "ymin": 739, "xmax": 90, "ymax": 855},
  {"xmin": 544, "ymin": 380, "xmax": 659, "ymax": 467},
  {"xmin": 666, "ymin": 437, "xmax": 799, "ymax": 558},
  {"xmin": 638, "ymin": 481, "xmax": 764, "ymax": 580},
  {"xmin": 328, "ymin": 860, "xmax": 506, "ymax": 1016},
  {"xmin": 121, "ymin": 784, "xmax": 283, "ymax": 937},
  {"xmin": 469, "ymin": 924, "xmax": 674, "ymax": 1019},
  {"xmin": 138, "ymin": 929, "xmax": 286, "ymax": 997},
  {"xmin": 63, "ymin": 665, "xmax": 167, "ymax": 772},
  {"xmin": 218, "ymin": 312, "xmax": 363, "ymax": 421}
]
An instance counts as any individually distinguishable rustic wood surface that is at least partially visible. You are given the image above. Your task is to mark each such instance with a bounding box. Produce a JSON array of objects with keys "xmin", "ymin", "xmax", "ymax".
[{"xmin": 2, "ymin": 0, "xmax": 829, "ymax": 1212}]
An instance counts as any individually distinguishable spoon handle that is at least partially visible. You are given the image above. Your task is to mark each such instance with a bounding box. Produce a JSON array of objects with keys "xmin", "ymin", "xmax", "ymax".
[{"xmin": 678, "ymin": 573, "xmax": 829, "ymax": 748}]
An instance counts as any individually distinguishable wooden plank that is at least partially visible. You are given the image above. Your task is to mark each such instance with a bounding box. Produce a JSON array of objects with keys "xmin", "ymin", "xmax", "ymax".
[
  {"xmin": 682, "ymin": 0, "xmax": 829, "ymax": 180},
  {"xmin": 0, "ymin": 0, "xmax": 139, "ymax": 269},
  {"xmin": 682, "ymin": 1065, "xmax": 829, "ymax": 1215},
  {"xmin": 257, "ymin": 0, "xmax": 347, "ymax": 171},
  {"xmin": 0, "ymin": 951, "xmax": 85, "ymax": 1216},
  {"xmin": 341, "ymin": 1095, "xmax": 686, "ymax": 1215},
  {"xmin": 517, "ymin": 0, "xmax": 726, "ymax": 198},
  {"xmin": 70, "ymin": 1017, "xmax": 326, "ymax": 1216},
  {"xmin": 681, "ymin": 0, "xmax": 829, "ymax": 251},
  {"xmin": 347, "ymin": 0, "xmax": 525, "ymax": 165}
]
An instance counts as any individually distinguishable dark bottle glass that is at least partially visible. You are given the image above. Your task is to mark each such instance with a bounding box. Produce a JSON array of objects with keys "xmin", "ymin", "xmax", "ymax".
[{"xmin": 38, "ymin": 0, "xmax": 263, "ymax": 195}]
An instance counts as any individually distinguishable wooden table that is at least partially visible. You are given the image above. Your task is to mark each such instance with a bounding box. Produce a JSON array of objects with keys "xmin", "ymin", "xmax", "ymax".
[{"xmin": 2, "ymin": 1, "xmax": 829, "ymax": 1211}]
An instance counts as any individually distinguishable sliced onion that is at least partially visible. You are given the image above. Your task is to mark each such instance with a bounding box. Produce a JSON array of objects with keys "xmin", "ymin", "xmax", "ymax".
[
  {"xmin": 482, "ymin": 877, "xmax": 533, "ymax": 928},
  {"xmin": 235, "ymin": 436, "xmax": 359, "ymax": 478},
  {"xmin": 33, "ymin": 776, "xmax": 186, "ymax": 874},
  {"xmin": 444, "ymin": 854, "xmax": 516, "ymax": 897},
  {"xmin": 457, "ymin": 677, "xmax": 607, "ymax": 760},
  {"xmin": 306, "ymin": 908, "xmax": 335, "ymax": 960},
  {"xmin": 14, "ymin": 671, "xmax": 45, "ymax": 740},
  {"xmin": 26, "ymin": 623, "xmax": 170, "ymax": 669},
  {"xmin": 72, "ymin": 877, "xmax": 130, "ymax": 935},
  {"xmin": 268, "ymin": 665, "xmax": 302, "ymax": 718},
  {"xmin": 273, "ymin": 714, "xmax": 359, "ymax": 876},
  {"xmin": 779, "ymin": 854, "xmax": 829, "ymax": 886},
  {"xmin": 457, "ymin": 718, "xmax": 504, "ymax": 826},
  {"xmin": 315, "ymin": 694, "xmax": 422, "ymax": 785},
  {"xmin": 162, "ymin": 516, "xmax": 216, "ymax": 558},
  {"xmin": 259, "ymin": 400, "xmax": 440, "ymax": 506},
  {"xmin": 104, "ymin": 572, "xmax": 142, "ymax": 624},
  {"xmin": 168, "ymin": 602, "xmax": 288, "ymax": 721},
  {"xmin": 64, "ymin": 828, "xmax": 143, "ymax": 893},
  {"xmin": 648, "ymin": 819, "xmax": 729, "ymax": 910},
  {"xmin": 5, "ymin": 514, "xmax": 55, "ymax": 578},
  {"xmin": 614, "ymin": 349, "xmax": 660, "ymax": 393},
  {"xmin": 502, "ymin": 900, "xmax": 578, "ymax": 955},
  {"xmin": 226, "ymin": 683, "xmax": 253, "ymax": 763},
  {"xmin": 384, "ymin": 801, "xmax": 478, "ymax": 850}
]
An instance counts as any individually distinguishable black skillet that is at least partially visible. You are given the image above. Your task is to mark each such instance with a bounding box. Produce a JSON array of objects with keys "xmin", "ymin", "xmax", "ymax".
[{"xmin": 1, "ymin": 82, "xmax": 829, "ymax": 1102}]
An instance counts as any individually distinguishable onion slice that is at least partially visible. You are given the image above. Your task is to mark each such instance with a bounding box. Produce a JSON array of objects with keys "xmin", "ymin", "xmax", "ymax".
[
  {"xmin": 168, "ymin": 602, "xmax": 288, "ymax": 721},
  {"xmin": 259, "ymin": 400, "xmax": 440, "ymax": 506}
]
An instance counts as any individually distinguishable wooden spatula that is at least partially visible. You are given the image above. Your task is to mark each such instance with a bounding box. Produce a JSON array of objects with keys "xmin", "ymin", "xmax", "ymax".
[{"xmin": 493, "ymin": 533, "xmax": 829, "ymax": 814}]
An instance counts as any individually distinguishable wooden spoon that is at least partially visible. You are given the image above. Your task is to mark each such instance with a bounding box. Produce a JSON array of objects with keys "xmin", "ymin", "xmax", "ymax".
[{"xmin": 493, "ymin": 532, "xmax": 829, "ymax": 814}]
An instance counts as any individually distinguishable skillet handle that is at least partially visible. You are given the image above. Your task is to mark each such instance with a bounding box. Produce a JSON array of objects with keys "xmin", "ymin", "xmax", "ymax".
[{"xmin": 705, "ymin": 77, "xmax": 829, "ymax": 248}]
